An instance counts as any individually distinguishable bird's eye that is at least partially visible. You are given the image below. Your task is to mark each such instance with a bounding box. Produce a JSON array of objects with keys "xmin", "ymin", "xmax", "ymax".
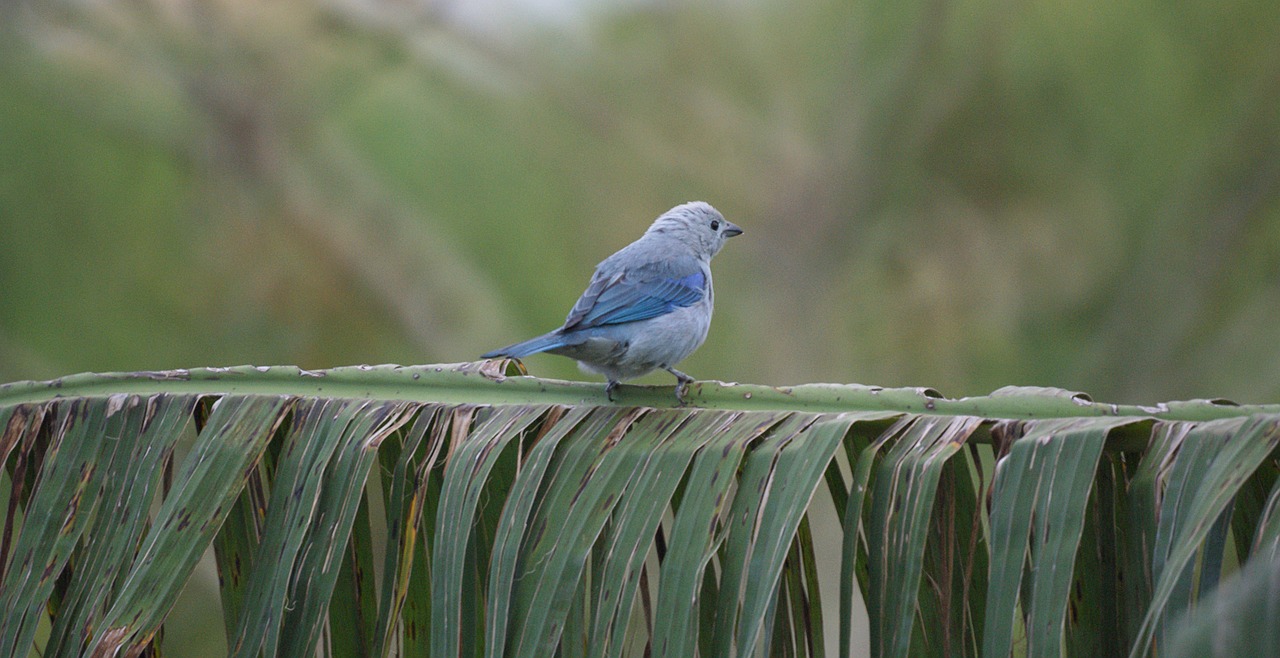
[{"xmin": 710, "ymin": 220, "xmax": 720, "ymax": 231}]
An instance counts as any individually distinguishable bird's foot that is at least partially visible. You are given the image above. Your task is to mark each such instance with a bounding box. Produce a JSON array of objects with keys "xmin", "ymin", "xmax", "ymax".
[
  {"xmin": 665, "ymin": 367, "xmax": 694, "ymax": 405},
  {"xmin": 605, "ymin": 380, "xmax": 620, "ymax": 402}
]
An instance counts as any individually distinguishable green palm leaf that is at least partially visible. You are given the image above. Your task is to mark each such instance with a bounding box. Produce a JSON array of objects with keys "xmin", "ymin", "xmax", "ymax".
[{"xmin": 1, "ymin": 363, "xmax": 1278, "ymax": 657}]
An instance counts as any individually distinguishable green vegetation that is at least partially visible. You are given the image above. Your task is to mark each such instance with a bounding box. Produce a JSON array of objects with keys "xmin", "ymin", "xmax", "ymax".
[
  {"xmin": 2, "ymin": 0, "xmax": 1279, "ymax": 654},
  {"xmin": 1, "ymin": 364, "xmax": 1277, "ymax": 656},
  {"xmin": 2, "ymin": 0, "xmax": 1279, "ymax": 403}
]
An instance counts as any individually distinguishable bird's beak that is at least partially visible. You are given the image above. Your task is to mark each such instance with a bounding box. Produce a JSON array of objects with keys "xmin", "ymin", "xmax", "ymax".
[{"xmin": 723, "ymin": 221, "xmax": 744, "ymax": 237}]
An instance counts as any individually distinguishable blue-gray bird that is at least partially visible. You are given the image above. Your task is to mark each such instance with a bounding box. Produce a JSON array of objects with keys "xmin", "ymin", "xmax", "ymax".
[{"xmin": 481, "ymin": 201, "xmax": 742, "ymax": 402}]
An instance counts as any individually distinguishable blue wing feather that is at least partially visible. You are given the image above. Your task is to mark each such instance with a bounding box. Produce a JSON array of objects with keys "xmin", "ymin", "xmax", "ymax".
[{"xmin": 564, "ymin": 270, "xmax": 706, "ymax": 331}]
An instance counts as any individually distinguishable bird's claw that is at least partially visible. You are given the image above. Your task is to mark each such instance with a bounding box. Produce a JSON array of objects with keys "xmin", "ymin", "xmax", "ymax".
[
  {"xmin": 666, "ymin": 367, "xmax": 694, "ymax": 405},
  {"xmin": 674, "ymin": 380, "xmax": 689, "ymax": 405}
]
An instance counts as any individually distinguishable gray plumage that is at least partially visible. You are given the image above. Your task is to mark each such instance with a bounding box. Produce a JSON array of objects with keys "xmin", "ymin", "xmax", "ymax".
[{"xmin": 481, "ymin": 201, "xmax": 742, "ymax": 402}]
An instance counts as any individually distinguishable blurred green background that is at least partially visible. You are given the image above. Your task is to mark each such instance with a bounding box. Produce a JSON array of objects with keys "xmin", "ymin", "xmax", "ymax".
[
  {"xmin": 3, "ymin": 0, "xmax": 1280, "ymax": 402},
  {"xmin": 2, "ymin": 0, "xmax": 1280, "ymax": 654}
]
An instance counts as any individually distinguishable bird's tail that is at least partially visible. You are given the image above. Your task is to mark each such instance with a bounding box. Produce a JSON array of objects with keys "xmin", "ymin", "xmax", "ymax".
[{"xmin": 480, "ymin": 331, "xmax": 568, "ymax": 359}]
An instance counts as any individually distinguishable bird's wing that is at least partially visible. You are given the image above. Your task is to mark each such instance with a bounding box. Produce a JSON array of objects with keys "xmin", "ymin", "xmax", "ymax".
[{"xmin": 563, "ymin": 267, "xmax": 707, "ymax": 331}]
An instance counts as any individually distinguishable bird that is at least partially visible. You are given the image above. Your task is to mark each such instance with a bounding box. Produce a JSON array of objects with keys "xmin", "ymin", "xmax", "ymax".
[{"xmin": 481, "ymin": 201, "xmax": 742, "ymax": 403}]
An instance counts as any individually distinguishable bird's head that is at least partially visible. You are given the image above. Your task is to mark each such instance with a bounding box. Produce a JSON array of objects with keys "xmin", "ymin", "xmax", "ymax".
[{"xmin": 645, "ymin": 201, "xmax": 743, "ymax": 259}]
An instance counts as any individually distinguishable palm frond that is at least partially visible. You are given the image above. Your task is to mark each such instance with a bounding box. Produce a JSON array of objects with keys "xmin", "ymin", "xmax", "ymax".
[{"xmin": 1, "ymin": 363, "xmax": 1277, "ymax": 656}]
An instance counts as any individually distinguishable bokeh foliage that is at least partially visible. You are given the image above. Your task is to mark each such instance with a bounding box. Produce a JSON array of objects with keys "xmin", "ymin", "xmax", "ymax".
[{"xmin": 2, "ymin": 0, "xmax": 1279, "ymax": 404}]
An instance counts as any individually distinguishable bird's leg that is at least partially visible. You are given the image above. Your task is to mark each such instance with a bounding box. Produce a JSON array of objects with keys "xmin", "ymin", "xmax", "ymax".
[
  {"xmin": 664, "ymin": 367, "xmax": 695, "ymax": 404},
  {"xmin": 605, "ymin": 380, "xmax": 620, "ymax": 402}
]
